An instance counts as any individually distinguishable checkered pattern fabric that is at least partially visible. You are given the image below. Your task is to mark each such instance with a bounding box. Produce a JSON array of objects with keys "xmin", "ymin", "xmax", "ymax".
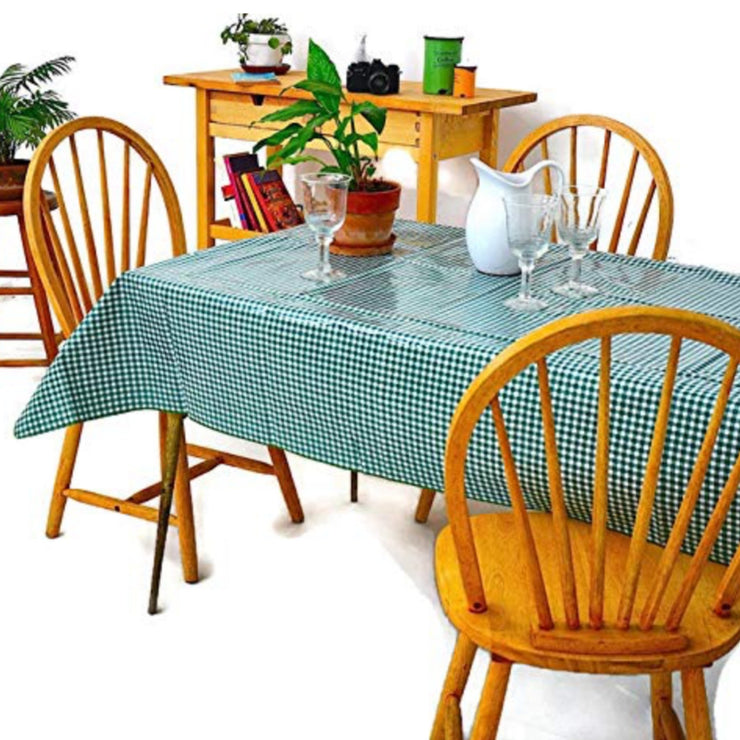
[{"xmin": 14, "ymin": 221, "xmax": 740, "ymax": 563}]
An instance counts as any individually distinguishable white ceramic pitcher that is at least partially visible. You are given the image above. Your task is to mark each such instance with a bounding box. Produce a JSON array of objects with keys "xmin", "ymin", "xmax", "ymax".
[{"xmin": 465, "ymin": 158, "xmax": 566, "ymax": 275}]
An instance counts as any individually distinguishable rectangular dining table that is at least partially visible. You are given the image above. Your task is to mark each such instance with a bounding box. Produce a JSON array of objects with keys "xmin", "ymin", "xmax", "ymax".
[{"xmin": 15, "ymin": 220, "xmax": 740, "ymax": 576}]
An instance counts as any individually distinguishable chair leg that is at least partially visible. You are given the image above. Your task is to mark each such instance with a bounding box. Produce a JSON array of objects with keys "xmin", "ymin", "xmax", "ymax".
[
  {"xmin": 267, "ymin": 446, "xmax": 304, "ymax": 524},
  {"xmin": 681, "ymin": 668, "xmax": 712, "ymax": 740},
  {"xmin": 148, "ymin": 413, "xmax": 184, "ymax": 615},
  {"xmin": 174, "ymin": 428, "xmax": 198, "ymax": 584},
  {"xmin": 431, "ymin": 633, "xmax": 478, "ymax": 740},
  {"xmin": 647, "ymin": 674, "xmax": 688, "ymax": 740},
  {"xmin": 416, "ymin": 488, "xmax": 436, "ymax": 523},
  {"xmin": 18, "ymin": 212, "xmax": 58, "ymax": 363},
  {"xmin": 444, "ymin": 695, "xmax": 463, "ymax": 740},
  {"xmin": 45, "ymin": 423, "xmax": 83, "ymax": 538},
  {"xmin": 469, "ymin": 656, "xmax": 512, "ymax": 740}
]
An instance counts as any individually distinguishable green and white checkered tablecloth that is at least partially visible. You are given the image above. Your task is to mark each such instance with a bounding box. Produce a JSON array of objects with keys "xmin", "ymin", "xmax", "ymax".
[{"xmin": 14, "ymin": 221, "xmax": 740, "ymax": 563}]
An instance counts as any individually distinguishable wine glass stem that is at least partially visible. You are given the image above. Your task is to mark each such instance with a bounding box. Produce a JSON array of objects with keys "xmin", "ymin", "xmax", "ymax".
[
  {"xmin": 569, "ymin": 252, "xmax": 583, "ymax": 287},
  {"xmin": 319, "ymin": 234, "xmax": 333, "ymax": 276},
  {"xmin": 519, "ymin": 258, "xmax": 534, "ymax": 301}
]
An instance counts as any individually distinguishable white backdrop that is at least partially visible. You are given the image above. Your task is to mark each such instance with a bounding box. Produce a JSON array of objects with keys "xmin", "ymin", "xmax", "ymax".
[
  {"xmin": 2, "ymin": 0, "xmax": 738, "ymax": 269},
  {"xmin": 3, "ymin": 2, "xmax": 740, "ymax": 737}
]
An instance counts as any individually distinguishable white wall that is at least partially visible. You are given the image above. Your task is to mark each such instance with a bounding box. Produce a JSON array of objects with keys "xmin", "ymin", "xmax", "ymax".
[{"xmin": 2, "ymin": 0, "xmax": 737, "ymax": 270}]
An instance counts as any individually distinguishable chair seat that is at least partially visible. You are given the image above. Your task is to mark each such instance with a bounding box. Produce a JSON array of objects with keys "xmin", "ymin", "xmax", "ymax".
[{"xmin": 435, "ymin": 511, "xmax": 740, "ymax": 674}]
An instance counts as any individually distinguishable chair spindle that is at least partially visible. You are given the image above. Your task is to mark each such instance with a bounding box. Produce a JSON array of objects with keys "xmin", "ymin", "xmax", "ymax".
[
  {"xmin": 590, "ymin": 337, "xmax": 612, "ymax": 629},
  {"xmin": 491, "ymin": 395, "xmax": 554, "ymax": 630},
  {"xmin": 616, "ymin": 337, "xmax": 682, "ymax": 628}
]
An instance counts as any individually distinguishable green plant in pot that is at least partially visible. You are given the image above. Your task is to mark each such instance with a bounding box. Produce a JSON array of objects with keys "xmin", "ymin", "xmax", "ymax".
[
  {"xmin": 253, "ymin": 39, "xmax": 401, "ymax": 255},
  {"xmin": 0, "ymin": 56, "xmax": 75, "ymax": 201},
  {"xmin": 221, "ymin": 14, "xmax": 293, "ymax": 70}
]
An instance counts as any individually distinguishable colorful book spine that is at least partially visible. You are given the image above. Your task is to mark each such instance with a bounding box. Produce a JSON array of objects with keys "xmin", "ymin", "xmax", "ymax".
[
  {"xmin": 241, "ymin": 174, "xmax": 269, "ymax": 232},
  {"xmin": 223, "ymin": 157, "xmax": 250, "ymax": 229},
  {"xmin": 245, "ymin": 170, "xmax": 303, "ymax": 232}
]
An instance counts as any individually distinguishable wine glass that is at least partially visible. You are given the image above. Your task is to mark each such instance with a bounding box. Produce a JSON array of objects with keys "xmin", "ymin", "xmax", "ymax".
[
  {"xmin": 552, "ymin": 185, "xmax": 607, "ymax": 299},
  {"xmin": 301, "ymin": 173, "xmax": 351, "ymax": 282},
  {"xmin": 502, "ymin": 193, "xmax": 558, "ymax": 312}
]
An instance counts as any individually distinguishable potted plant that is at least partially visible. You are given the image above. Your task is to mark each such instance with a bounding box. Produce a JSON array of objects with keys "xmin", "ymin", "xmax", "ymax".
[
  {"xmin": 221, "ymin": 14, "xmax": 293, "ymax": 70},
  {"xmin": 253, "ymin": 40, "xmax": 400, "ymax": 255},
  {"xmin": 0, "ymin": 56, "xmax": 75, "ymax": 201}
]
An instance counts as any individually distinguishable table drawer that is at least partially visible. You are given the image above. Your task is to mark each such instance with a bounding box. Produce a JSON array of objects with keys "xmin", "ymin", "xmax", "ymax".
[
  {"xmin": 209, "ymin": 91, "xmax": 421, "ymax": 149},
  {"xmin": 210, "ymin": 91, "xmax": 294, "ymax": 131}
]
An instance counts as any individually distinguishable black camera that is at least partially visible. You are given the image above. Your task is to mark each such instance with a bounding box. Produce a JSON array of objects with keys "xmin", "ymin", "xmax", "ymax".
[{"xmin": 346, "ymin": 59, "xmax": 401, "ymax": 95}]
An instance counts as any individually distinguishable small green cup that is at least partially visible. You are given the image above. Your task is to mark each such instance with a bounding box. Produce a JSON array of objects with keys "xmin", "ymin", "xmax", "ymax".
[{"xmin": 423, "ymin": 36, "xmax": 464, "ymax": 95}]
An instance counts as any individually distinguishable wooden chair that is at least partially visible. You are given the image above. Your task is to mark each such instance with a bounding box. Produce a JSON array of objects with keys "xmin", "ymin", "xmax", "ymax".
[
  {"xmin": 23, "ymin": 116, "xmax": 304, "ymax": 592},
  {"xmin": 415, "ymin": 114, "xmax": 675, "ymax": 524},
  {"xmin": 431, "ymin": 306, "xmax": 740, "ymax": 740}
]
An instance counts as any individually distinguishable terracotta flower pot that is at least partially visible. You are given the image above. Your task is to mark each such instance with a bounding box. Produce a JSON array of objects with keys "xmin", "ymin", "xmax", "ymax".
[
  {"xmin": 0, "ymin": 160, "xmax": 30, "ymax": 202},
  {"xmin": 331, "ymin": 181, "xmax": 401, "ymax": 257}
]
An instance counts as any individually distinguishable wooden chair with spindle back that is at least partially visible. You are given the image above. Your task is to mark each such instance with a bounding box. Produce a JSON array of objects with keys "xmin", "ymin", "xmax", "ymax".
[
  {"xmin": 432, "ymin": 306, "xmax": 740, "ymax": 740},
  {"xmin": 23, "ymin": 116, "xmax": 304, "ymax": 589},
  {"xmin": 414, "ymin": 115, "xmax": 675, "ymax": 524}
]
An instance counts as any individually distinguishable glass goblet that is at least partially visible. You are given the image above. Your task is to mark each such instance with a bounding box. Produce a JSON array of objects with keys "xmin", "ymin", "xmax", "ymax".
[
  {"xmin": 552, "ymin": 185, "xmax": 607, "ymax": 299},
  {"xmin": 300, "ymin": 173, "xmax": 351, "ymax": 283},
  {"xmin": 502, "ymin": 193, "xmax": 558, "ymax": 312}
]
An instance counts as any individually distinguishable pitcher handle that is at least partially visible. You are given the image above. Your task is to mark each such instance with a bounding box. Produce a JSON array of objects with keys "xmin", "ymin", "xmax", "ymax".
[{"xmin": 529, "ymin": 159, "xmax": 566, "ymax": 198}]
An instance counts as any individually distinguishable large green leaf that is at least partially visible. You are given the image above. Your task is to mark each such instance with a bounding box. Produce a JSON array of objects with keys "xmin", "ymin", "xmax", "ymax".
[
  {"xmin": 253, "ymin": 123, "xmax": 303, "ymax": 152},
  {"xmin": 352, "ymin": 101, "xmax": 387, "ymax": 135},
  {"xmin": 257, "ymin": 99, "xmax": 323, "ymax": 124},
  {"xmin": 292, "ymin": 79, "xmax": 342, "ymax": 114},
  {"xmin": 306, "ymin": 39, "xmax": 343, "ymax": 113},
  {"xmin": 345, "ymin": 131, "xmax": 379, "ymax": 155},
  {"xmin": 306, "ymin": 39, "xmax": 342, "ymax": 89}
]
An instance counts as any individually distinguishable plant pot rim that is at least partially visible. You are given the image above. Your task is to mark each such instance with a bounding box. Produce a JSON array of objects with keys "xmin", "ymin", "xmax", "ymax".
[
  {"xmin": 0, "ymin": 158, "xmax": 30, "ymax": 167},
  {"xmin": 246, "ymin": 32, "xmax": 291, "ymax": 42},
  {"xmin": 349, "ymin": 180, "xmax": 402, "ymax": 195}
]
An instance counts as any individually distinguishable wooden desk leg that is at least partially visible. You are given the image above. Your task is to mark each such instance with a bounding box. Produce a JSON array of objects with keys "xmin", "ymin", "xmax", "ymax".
[
  {"xmin": 18, "ymin": 213, "xmax": 58, "ymax": 362},
  {"xmin": 350, "ymin": 470, "xmax": 358, "ymax": 503},
  {"xmin": 480, "ymin": 109, "xmax": 500, "ymax": 169},
  {"xmin": 148, "ymin": 412, "xmax": 185, "ymax": 615},
  {"xmin": 417, "ymin": 113, "xmax": 439, "ymax": 223},
  {"xmin": 196, "ymin": 89, "xmax": 215, "ymax": 250}
]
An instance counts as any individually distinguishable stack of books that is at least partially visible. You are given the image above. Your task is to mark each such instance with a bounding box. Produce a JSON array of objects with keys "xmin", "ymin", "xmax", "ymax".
[{"xmin": 222, "ymin": 152, "xmax": 303, "ymax": 233}]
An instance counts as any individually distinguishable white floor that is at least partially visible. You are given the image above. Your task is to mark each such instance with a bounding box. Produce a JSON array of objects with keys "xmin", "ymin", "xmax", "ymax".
[{"xmin": 1, "ymin": 292, "xmax": 738, "ymax": 739}]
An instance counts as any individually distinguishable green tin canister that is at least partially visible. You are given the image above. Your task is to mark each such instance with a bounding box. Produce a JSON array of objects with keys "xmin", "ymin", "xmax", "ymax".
[{"xmin": 423, "ymin": 36, "xmax": 464, "ymax": 95}]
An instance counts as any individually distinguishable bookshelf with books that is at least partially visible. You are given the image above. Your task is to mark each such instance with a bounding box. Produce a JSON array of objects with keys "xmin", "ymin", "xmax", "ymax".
[{"xmin": 218, "ymin": 152, "xmax": 302, "ymax": 241}]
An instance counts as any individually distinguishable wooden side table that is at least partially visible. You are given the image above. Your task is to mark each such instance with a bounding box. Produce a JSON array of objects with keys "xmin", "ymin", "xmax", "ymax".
[
  {"xmin": 164, "ymin": 70, "xmax": 537, "ymax": 249},
  {"xmin": 0, "ymin": 193, "xmax": 59, "ymax": 367}
]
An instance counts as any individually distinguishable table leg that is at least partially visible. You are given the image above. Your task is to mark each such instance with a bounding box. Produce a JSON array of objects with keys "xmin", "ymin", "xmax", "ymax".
[
  {"xmin": 18, "ymin": 213, "xmax": 58, "ymax": 362},
  {"xmin": 417, "ymin": 113, "xmax": 439, "ymax": 223},
  {"xmin": 350, "ymin": 470, "xmax": 358, "ymax": 503},
  {"xmin": 480, "ymin": 109, "xmax": 500, "ymax": 169},
  {"xmin": 148, "ymin": 412, "xmax": 185, "ymax": 615},
  {"xmin": 196, "ymin": 89, "xmax": 215, "ymax": 250}
]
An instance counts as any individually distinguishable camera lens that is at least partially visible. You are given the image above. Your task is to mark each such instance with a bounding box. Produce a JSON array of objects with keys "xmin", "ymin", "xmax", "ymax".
[{"xmin": 368, "ymin": 71, "xmax": 390, "ymax": 95}]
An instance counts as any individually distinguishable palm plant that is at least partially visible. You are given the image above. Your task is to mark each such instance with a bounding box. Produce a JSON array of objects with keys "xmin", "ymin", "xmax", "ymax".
[{"xmin": 0, "ymin": 56, "xmax": 75, "ymax": 164}]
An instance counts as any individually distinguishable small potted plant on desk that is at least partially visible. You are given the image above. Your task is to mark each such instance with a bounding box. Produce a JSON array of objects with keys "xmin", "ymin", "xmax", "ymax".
[
  {"xmin": 253, "ymin": 40, "xmax": 401, "ymax": 255},
  {"xmin": 0, "ymin": 56, "xmax": 75, "ymax": 200},
  {"xmin": 221, "ymin": 14, "xmax": 293, "ymax": 71}
]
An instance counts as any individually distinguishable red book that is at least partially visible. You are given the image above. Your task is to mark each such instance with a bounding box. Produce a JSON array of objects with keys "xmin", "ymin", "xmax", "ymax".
[
  {"xmin": 223, "ymin": 153, "xmax": 261, "ymax": 229},
  {"xmin": 244, "ymin": 170, "xmax": 303, "ymax": 232}
]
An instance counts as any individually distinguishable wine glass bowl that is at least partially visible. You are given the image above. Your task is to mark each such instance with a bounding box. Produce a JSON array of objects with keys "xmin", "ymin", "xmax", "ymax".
[
  {"xmin": 502, "ymin": 193, "xmax": 558, "ymax": 312},
  {"xmin": 301, "ymin": 173, "xmax": 351, "ymax": 282},
  {"xmin": 552, "ymin": 185, "xmax": 607, "ymax": 299}
]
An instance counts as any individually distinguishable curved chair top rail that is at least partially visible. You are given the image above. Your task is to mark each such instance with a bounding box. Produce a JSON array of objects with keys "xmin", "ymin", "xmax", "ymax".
[
  {"xmin": 445, "ymin": 306, "xmax": 740, "ymax": 638},
  {"xmin": 23, "ymin": 116, "xmax": 186, "ymax": 338},
  {"xmin": 503, "ymin": 114, "xmax": 674, "ymax": 261}
]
